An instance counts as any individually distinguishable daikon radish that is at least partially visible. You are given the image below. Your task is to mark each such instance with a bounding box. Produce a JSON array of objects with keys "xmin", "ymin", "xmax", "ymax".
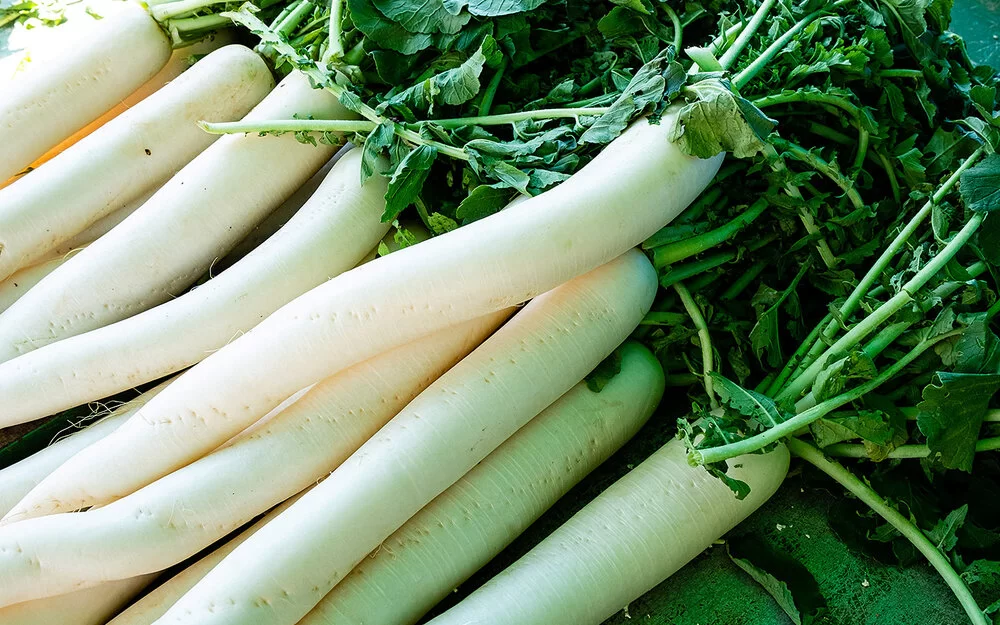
[
  {"xmin": 0, "ymin": 70, "xmax": 346, "ymax": 365},
  {"xmin": 0, "ymin": 575, "xmax": 156, "ymax": 625},
  {"xmin": 0, "ymin": 43, "xmax": 273, "ymax": 281},
  {"xmin": 0, "ymin": 313, "xmax": 508, "ymax": 600},
  {"xmin": 0, "ymin": 380, "xmax": 171, "ymax": 517},
  {"xmin": 0, "ymin": 147, "xmax": 389, "ymax": 426},
  {"xmin": 153, "ymin": 249, "xmax": 656, "ymax": 625},
  {"xmin": 9, "ymin": 32, "xmax": 237, "ymax": 180},
  {"xmin": 299, "ymin": 341, "xmax": 664, "ymax": 625},
  {"xmin": 426, "ymin": 440, "xmax": 789, "ymax": 625},
  {"xmin": 8, "ymin": 111, "xmax": 719, "ymax": 517},
  {"xmin": 0, "ymin": 2, "xmax": 172, "ymax": 182},
  {"xmin": 108, "ymin": 493, "xmax": 308, "ymax": 625}
]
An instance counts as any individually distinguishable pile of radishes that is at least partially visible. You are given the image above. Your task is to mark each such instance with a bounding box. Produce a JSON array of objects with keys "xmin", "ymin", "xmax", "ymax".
[{"xmin": 0, "ymin": 6, "xmax": 789, "ymax": 625}]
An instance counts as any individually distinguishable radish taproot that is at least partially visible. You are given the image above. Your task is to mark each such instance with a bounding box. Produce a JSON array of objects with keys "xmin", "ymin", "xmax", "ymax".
[
  {"xmin": 0, "ymin": 313, "xmax": 508, "ymax": 599},
  {"xmin": 0, "ymin": 43, "xmax": 273, "ymax": 282},
  {"xmin": 0, "ymin": 70, "xmax": 348, "ymax": 366},
  {"xmin": 426, "ymin": 440, "xmax": 789, "ymax": 625},
  {"xmin": 298, "ymin": 341, "xmax": 664, "ymax": 625},
  {"xmin": 3, "ymin": 110, "xmax": 719, "ymax": 514},
  {"xmin": 0, "ymin": 381, "xmax": 170, "ymax": 517},
  {"xmin": 0, "ymin": 147, "xmax": 389, "ymax": 426},
  {"xmin": 0, "ymin": 2, "xmax": 172, "ymax": 183},
  {"xmin": 152, "ymin": 249, "xmax": 656, "ymax": 625},
  {"xmin": 0, "ymin": 575, "xmax": 157, "ymax": 625},
  {"xmin": 107, "ymin": 493, "xmax": 308, "ymax": 625}
]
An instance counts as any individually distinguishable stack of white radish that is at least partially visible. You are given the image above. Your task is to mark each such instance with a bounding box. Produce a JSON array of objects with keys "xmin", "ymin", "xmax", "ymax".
[{"xmin": 0, "ymin": 13, "xmax": 790, "ymax": 623}]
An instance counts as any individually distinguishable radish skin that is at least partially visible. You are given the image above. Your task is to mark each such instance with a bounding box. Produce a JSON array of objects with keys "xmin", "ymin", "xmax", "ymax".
[
  {"xmin": 211, "ymin": 149, "xmax": 350, "ymax": 274},
  {"xmin": 426, "ymin": 440, "xmax": 790, "ymax": 625},
  {"xmin": 0, "ymin": 313, "xmax": 508, "ymax": 599},
  {"xmin": 0, "ymin": 380, "xmax": 170, "ymax": 517},
  {"xmin": 8, "ymin": 32, "xmax": 237, "ymax": 183},
  {"xmin": 0, "ymin": 249, "xmax": 84, "ymax": 314},
  {"xmin": 108, "ymin": 493, "xmax": 308, "ymax": 625},
  {"xmin": 0, "ymin": 70, "xmax": 347, "ymax": 367},
  {"xmin": 299, "ymin": 341, "xmax": 664, "ymax": 625},
  {"xmin": 154, "ymin": 249, "xmax": 657, "ymax": 625},
  {"xmin": 0, "ymin": 182, "xmax": 162, "ymax": 314},
  {"xmin": 16, "ymin": 112, "xmax": 720, "ymax": 518},
  {"xmin": 51, "ymin": 184, "xmax": 162, "ymax": 257},
  {"xmin": 0, "ymin": 575, "xmax": 157, "ymax": 625},
  {"xmin": 0, "ymin": 43, "xmax": 274, "ymax": 282},
  {"xmin": 0, "ymin": 2, "xmax": 172, "ymax": 183},
  {"xmin": 0, "ymin": 148, "xmax": 389, "ymax": 428}
]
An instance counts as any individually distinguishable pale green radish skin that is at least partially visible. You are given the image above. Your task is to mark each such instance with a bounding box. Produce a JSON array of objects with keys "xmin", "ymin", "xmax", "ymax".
[
  {"xmin": 0, "ymin": 574, "xmax": 157, "ymax": 625},
  {"xmin": 299, "ymin": 341, "xmax": 664, "ymax": 625},
  {"xmin": 108, "ymin": 493, "xmax": 308, "ymax": 625},
  {"xmin": 154, "ymin": 250, "xmax": 657, "ymax": 625},
  {"xmin": 0, "ymin": 2, "xmax": 171, "ymax": 183},
  {"xmin": 426, "ymin": 440, "xmax": 790, "ymax": 625},
  {"xmin": 0, "ymin": 71, "xmax": 349, "ymax": 368},
  {"xmin": 0, "ymin": 148, "xmax": 390, "ymax": 431},
  {"xmin": 21, "ymin": 112, "xmax": 720, "ymax": 520},
  {"xmin": 0, "ymin": 380, "xmax": 170, "ymax": 518},
  {"xmin": 0, "ymin": 44, "xmax": 273, "ymax": 281},
  {"xmin": 6, "ymin": 31, "xmax": 238, "ymax": 183},
  {"xmin": 0, "ymin": 313, "xmax": 508, "ymax": 602}
]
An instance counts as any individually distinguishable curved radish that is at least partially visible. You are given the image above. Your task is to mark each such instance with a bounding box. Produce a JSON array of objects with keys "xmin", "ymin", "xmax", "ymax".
[
  {"xmin": 0, "ymin": 313, "xmax": 507, "ymax": 600},
  {"xmin": 0, "ymin": 575, "xmax": 156, "ymax": 625},
  {"xmin": 154, "ymin": 249, "xmax": 657, "ymax": 625},
  {"xmin": 0, "ymin": 2, "xmax": 172, "ymax": 182},
  {"xmin": 0, "ymin": 70, "xmax": 346, "ymax": 366},
  {"xmin": 11, "ymin": 111, "xmax": 719, "ymax": 517},
  {"xmin": 108, "ymin": 493, "xmax": 308, "ymax": 625},
  {"xmin": 299, "ymin": 341, "xmax": 664, "ymax": 625},
  {"xmin": 426, "ymin": 440, "xmax": 789, "ymax": 625},
  {"xmin": 0, "ymin": 381, "xmax": 170, "ymax": 517},
  {"xmin": 0, "ymin": 43, "xmax": 273, "ymax": 282},
  {"xmin": 4, "ymin": 31, "xmax": 237, "ymax": 184},
  {"xmin": 0, "ymin": 147, "xmax": 389, "ymax": 427}
]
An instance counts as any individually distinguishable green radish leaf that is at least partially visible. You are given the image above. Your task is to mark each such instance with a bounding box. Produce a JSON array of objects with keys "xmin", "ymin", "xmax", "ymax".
[
  {"xmin": 361, "ymin": 122, "xmax": 396, "ymax": 184},
  {"xmin": 916, "ymin": 372, "xmax": 1000, "ymax": 471},
  {"xmin": 380, "ymin": 37, "xmax": 499, "ymax": 116},
  {"xmin": 455, "ymin": 184, "xmax": 512, "ymax": 222},
  {"xmin": 372, "ymin": 0, "xmax": 471, "ymax": 34},
  {"xmin": 597, "ymin": 6, "xmax": 645, "ymax": 39},
  {"xmin": 926, "ymin": 504, "xmax": 968, "ymax": 553},
  {"xmin": 580, "ymin": 48, "xmax": 685, "ymax": 145},
  {"xmin": 711, "ymin": 373, "xmax": 788, "ymax": 429},
  {"xmin": 383, "ymin": 145, "xmax": 438, "ymax": 222},
  {"xmin": 671, "ymin": 79, "xmax": 777, "ymax": 159},
  {"xmin": 442, "ymin": 0, "xmax": 546, "ymax": 17},
  {"xmin": 726, "ymin": 540, "xmax": 827, "ymax": 625},
  {"xmin": 348, "ymin": 0, "xmax": 435, "ymax": 53},
  {"xmin": 811, "ymin": 352, "xmax": 877, "ymax": 403},
  {"xmin": 960, "ymin": 153, "xmax": 1000, "ymax": 212}
]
